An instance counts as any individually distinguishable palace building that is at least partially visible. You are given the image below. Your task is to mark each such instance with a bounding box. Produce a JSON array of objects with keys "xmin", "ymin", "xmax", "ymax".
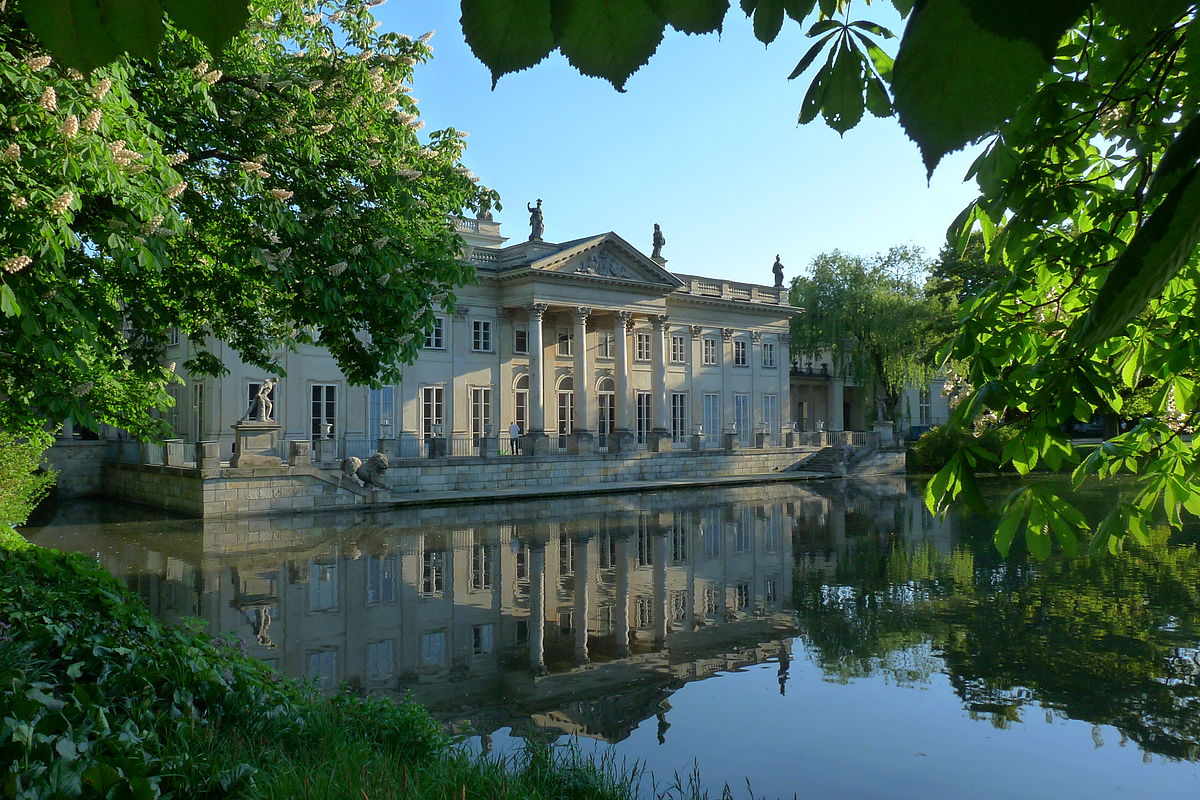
[{"xmin": 167, "ymin": 215, "xmax": 804, "ymax": 461}]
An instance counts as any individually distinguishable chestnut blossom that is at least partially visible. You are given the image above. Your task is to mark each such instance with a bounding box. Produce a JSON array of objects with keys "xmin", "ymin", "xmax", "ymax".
[
  {"xmin": 26, "ymin": 55, "xmax": 51, "ymax": 71},
  {"xmin": 167, "ymin": 151, "xmax": 188, "ymax": 166},
  {"xmin": 269, "ymin": 189, "xmax": 294, "ymax": 200},
  {"xmin": 312, "ymin": 123, "xmax": 333, "ymax": 135},
  {"xmin": 60, "ymin": 115, "xmax": 79, "ymax": 138},
  {"xmin": 2, "ymin": 143, "xmax": 20, "ymax": 162},
  {"xmin": 92, "ymin": 78, "xmax": 112, "ymax": 98},
  {"xmin": 49, "ymin": 190, "xmax": 73, "ymax": 214},
  {"xmin": 81, "ymin": 109, "xmax": 102, "ymax": 132},
  {"xmin": 329, "ymin": 261, "xmax": 348, "ymax": 275},
  {"xmin": 39, "ymin": 86, "xmax": 57, "ymax": 112},
  {"xmin": 165, "ymin": 181, "xmax": 187, "ymax": 199},
  {"xmin": 2, "ymin": 255, "xmax": 31, "ymax": 273},
  {"xmin": 202, "ymin": 70, "xmax": 223, "ymax": 85},
  {"xmin": 10, "ymin": 194, "xmax": 28, "ymax": 209}
]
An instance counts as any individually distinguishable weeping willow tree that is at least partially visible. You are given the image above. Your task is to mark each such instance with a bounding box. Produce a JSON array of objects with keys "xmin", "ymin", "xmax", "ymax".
[{"xmin": 789, "ymin": 246, "xmax": 946, "ymax": 427}]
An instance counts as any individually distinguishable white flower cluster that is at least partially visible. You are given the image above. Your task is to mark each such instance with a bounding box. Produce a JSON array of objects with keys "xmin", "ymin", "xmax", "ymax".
[
  {"xmin": 396, "ymin": 168, "xmax": 422, "ymax": 180},
  {"xmin": 93, "ymin": 78, "xmax": 112, "ymax": 99},
  {"xmin": 373, "ymin": 236, "xmax": 390, "ymax": 247},
  {"xmin": 108, "ymin": 140, "xmax": 142, "ymax": 166},
  {"xmin": 26, "ymin": 55, "xmax": 51, "ymax": 71},
  {"xmin": 9, "ymin": 194, "xmax": 28, "ymax": 209},
  {"xmin": 39, "ymin": 87, "xmax": 57, "ymax": 112},
  {"xmin": 2, "ymin": 143, "xmax": 20, "ymax": 162},
  {"xmin": 141, "ymin": 214, "xmax": 164, "ymax": 234},
  {"xmin": 312, "ymin": 123, "xmax": 334, "ymax": 135},
  {"xmin": 281, "ymin": 126, "xmax": 297, "ymax": 135},
  {"xmin": 167, "ymin": 151, "xmax": 188, "ymax": 166},
  {"xmin": 940, "ymin": 369, "xmax": 973, "ymax": 409},
  {"xmin": 50, "ymin": 190, "xmax": 73, "ymax": 214},
  {"xmin": 82, "ymin": 109, "xmax": 102, "ymax": 132},
  {"xmin": 328, "ymin": 261, "xmax": 348, "ymax": 275},
  {"xmin": 2, "ymin": 255, "xmax": 32, "ymax": 273},
  {"xmin": 165, "ymin": 181, "xmax": 187, "ymax": 199},
  {"xmin": 72, "ymin": 382, "xmax": 94, "ymax": 396},
  {"xmin": 60, "ymin": 115, "xmax": 79, "ymax": 138},
  {"xmin": 366, "ymin": 158, "xmax": 381, "ymax": 167},
  {"xmin": 269, "ymin": 188, "xmax": 293, "ymax": 200},
  {"xmin": 378, "ymin": 272, "xmax": 391, "ymax": 285},
  {"xmin": 240, "ymin": 160, "xmax": 270, "ymax": 179}
]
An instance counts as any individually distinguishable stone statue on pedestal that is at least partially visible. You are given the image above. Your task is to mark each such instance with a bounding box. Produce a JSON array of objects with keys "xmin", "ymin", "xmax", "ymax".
[
  {"xmin": 651, "ymin": 223, "xmax": 666, "ymax": 261},
  {"xmin": 527, "ymin": 199, "xmax": 544, "ymax": 241},
  {"xmin": 246, "ymin": 377, "xmax": 278, "ymax": 421},
  {"xmin": 772, "ymin": 255, "xmax": 785, "ymax": 289}
]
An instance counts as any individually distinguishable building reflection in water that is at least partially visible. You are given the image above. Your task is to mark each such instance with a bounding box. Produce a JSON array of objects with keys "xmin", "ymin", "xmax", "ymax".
[{"xmin": 30, "ymin": 482, "xmax": 830, "ymax": 744}]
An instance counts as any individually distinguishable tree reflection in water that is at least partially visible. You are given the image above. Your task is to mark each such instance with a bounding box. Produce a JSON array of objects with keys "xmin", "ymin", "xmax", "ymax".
[{"xmin": 792, "ymin": 478, "xmax": 1200, "ymax": 761}]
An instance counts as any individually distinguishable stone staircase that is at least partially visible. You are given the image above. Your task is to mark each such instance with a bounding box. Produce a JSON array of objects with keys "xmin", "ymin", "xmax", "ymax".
[{"xmin": 789, "ymin": 446, "xmax": 841, "ymax": 473}]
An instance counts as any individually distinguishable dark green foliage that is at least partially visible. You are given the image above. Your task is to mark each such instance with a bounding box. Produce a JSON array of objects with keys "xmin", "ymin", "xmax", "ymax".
[{"xmin": 909, "ymin": 423, "xmax": 1018, "ymax": 473}]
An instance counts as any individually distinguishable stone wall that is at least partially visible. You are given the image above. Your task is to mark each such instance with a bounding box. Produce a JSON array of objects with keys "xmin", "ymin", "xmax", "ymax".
[
  {"xmin": 43, "ymin": 440, "xmax": 109, "ymax": 499},
  {"xmin": 103, "ymin": 446, "xmax": 828, "ymax": 518}
]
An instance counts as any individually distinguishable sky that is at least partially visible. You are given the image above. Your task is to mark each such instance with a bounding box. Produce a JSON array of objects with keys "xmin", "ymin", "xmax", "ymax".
[{"xmin": 375, "ymin": 2, "xmax": 984, "ymax": 284}]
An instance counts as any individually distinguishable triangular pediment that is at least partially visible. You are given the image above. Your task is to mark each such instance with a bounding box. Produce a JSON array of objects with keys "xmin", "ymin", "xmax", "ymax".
[{"xmin": 529, "ymin": 233, "xmax": 684, "ymax": 288}]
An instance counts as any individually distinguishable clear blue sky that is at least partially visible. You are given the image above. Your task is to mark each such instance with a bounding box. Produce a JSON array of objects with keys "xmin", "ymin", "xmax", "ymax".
[{"xmin": 376, "ymin": 2, "xmax": 983, "ymax": 284}]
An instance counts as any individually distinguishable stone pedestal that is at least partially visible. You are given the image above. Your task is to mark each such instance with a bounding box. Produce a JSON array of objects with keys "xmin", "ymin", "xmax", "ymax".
[
  {"xmin": 785, "ymin": 430, "xmax": 797, "ymax": 448},
  {"xmin": 479, "ymin": 435, "xmax": 499, "ymax": 457},
  {"xmin": 163, "ymin": 439, "xmax": 185, "ymax": 467},
  {"xmin": 230, "ymin": 420, "xmax": 282, "ymax": 468},
  {"xmin": 523, "ymin": 432, "xmax": 551, "ymax": 455},
  {"xmin": 315, "ymin": 437, "xmax": 337, "ymax": 465},
  {"xmin": 647, "ymin": 430, "xmax": 673, "ymax": 453},
  {"xmin": 288, "ymin": 440, "xmax": 312, "ymax": 465},
  {"xmin": 195, "ymin": 441, "xmax": 220, "ymax": 470},
  {"xmin": 755, "ymin": 431, "xmax": 769, "ymax": 448},
  {"xmin": 873, "ymin": 422, "xmax": 895, "ymax": 447},
  {"xmin": 723, "ymin": 432, "xmax": 740, "ymax": 451},
  {"xmin": 376, "ymin": 437, "xmax": 397, "ymax": 460},
  {"xmin": 689, "ymin": 433, "xmax": 703, "ymax": 451},
  {"xmin": 567, "ymin": 431, "xmax": 595, "ymax": 454},
  {"xmin": 607, "ymin": 429, "xmax": 635, "ymax": 454},
  {"xmin": 428, "ymin": 436, "xmax": 447, "ymax": 458}
]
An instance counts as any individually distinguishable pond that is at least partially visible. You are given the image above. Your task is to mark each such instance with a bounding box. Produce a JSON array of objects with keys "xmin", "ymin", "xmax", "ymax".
[{"xmin": 23, "ymin": 477, "xmax": 1200, "ymax": 798}]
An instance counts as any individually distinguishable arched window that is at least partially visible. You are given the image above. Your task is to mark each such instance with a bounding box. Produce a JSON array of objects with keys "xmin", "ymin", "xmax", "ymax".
[
  {"xmin": 556, "ymin": 375, "xmax": 574, "ymax": 449},
  {"xmin": 596, "ymin": 377, "xmax": 616, "ymax": 448},
  {"xmin": 512, "ymin": 373, "xmax": 529, "ymax": 435}
]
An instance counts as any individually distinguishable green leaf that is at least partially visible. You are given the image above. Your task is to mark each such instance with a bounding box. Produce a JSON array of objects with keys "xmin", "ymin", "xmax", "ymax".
[
  {"xmin": 752, "ymin": 0, "xmax": 786, "ymax": 43},
  {"xmin": 102, "ymin": 0, "xmax": 165, "ymax": 59},
  {"xmin": 551, "ymin": 0, "xmax": 666, "ymax": 91},
  {"xmin": 797, "ymin": 57, "xmax": 830, "ymax": 124},
  {"xmin": 848, "ymin": 20, "xmax": 895, "ymax": 38},
  {"xmin": 891, "ymin": 0, "xmax": 1086, "ymax": 175},
  {"xmin": 864, "ymin": 72, "xmax": 891, "ymax": 117},
  {"xmin": 783, "ymin": 0, "xmax": 817, "ymax": 22},
  {"xmin": 0, "ymin": 285, "xmax": 20, "ymax": 318},
  {"xmin": 1069, "ymin": 163, "xmax": 1200, "ymax": 349},
  {"xmin": 461, "ymin": 0, "xmax": 556, "ymax": 87},
  {"xmin": 660, "ymin": 0, "xmax": 730, "ymax": 34},
  {"xmin": 787, "ymin": 31, "xmax": 836, "ymax": 80},
  {"xmin": 161, "ymin": 0, "xmax": 250, "ymax": 58},
  {"xmin": 822, "ymin": 43, "xmax": 866, "ymax": 134},
  {"xmin": 21, "ymin": 0, "xmax": 124, "ymax": 72},
  {"xmin": 994, "ymin": 505, "xmax": 1022, "ymax": 556}
]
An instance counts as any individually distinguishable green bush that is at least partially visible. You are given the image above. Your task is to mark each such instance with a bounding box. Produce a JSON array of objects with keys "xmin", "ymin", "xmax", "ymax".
[
  {"xmin": 0, "ymin": 430, "xmax": 56, "ymax": 529},
  {"xmin": 909, "ymin": 424, "xmax": 1020, "ymax": 473}
]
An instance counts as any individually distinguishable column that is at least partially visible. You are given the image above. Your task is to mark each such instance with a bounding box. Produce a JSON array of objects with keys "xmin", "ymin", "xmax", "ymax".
[
  {"xmin": 780, "ymin": 334, "xmax": 793, "ymax": 443},
  {"xmin": 611, "ymin": 311, "xmax": 634, "ymax": 452},
  {"xmin": 689, "ymin": 325, "xmax": 703, "ymax": 442},
  {"xmin": 829, "ymin": 379, "xmax": 845, "ymax": 431},
  {"xmin": 525, "ymin": 303, "xmax": 549, "ymax": 453},
  {"xmin": 573, "ymin": 535, "xmax": 590, "ymax": 662},
  {"xmin": 529, "ymin": 541, "xmax": 547, "ymax": 674},
  {"xmin": 615, "ymin": 530, "xmax": 632, "ymax": 658},
  {"xmin": 652, "ymin": 520, "xmax": 668, "ymax": 650},
  {"xmin": 569, "ymin": 307, "xmax": 594, "ymax": 454},
  {"xmin": 648, "ymin": 314, "xmax": 672, "ymax": 452}
]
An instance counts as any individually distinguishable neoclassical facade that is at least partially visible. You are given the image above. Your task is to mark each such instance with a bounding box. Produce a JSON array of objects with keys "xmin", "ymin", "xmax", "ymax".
[{"xmin": 169, "ymin": 217, "xmax": 801, "ymax": 460}]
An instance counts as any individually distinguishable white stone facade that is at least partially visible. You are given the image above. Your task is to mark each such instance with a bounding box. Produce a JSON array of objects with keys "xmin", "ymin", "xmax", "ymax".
[{"xmin": 166, "ymin": 217, "xmax": 801, "ymax": 460}]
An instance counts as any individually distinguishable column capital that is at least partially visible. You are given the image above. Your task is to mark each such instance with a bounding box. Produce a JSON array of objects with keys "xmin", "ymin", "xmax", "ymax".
[
  {"xmin": 650, "ymin": 314, "xmax": 670, "ymax": 331},
  {"xmin": 615, "ymin": 309, "xmax": 634, "ymax": 325},
  {"xmin": 574, "ymin": 306, "xmax": 593, "ymax": 323},
  {"xmin": 689, "ymin": 324, "xmax": 703, "ymax": 340},
  {"xmin": 722, "ymin": 327, "xmax": 735, "ymax": 341},
  {"xmin": 527, "ymin": 302, "xmax": 549, "ymax": 320},
  {"xmin": 751, "ymin": 331, "xmax": 763, "ymax": 342}
]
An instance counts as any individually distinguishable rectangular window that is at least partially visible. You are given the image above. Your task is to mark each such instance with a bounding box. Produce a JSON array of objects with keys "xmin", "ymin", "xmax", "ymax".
[
  {"xmin": 671, "ymin": 590, "xmax": 688, "ymax": 623},
  {"xmin": 419, "ymin": 631, "xmax": 447, "ymax": 666},
  {"xmin": 635, "ymin": 392, "xmax": 652, "ymax": 445},
  {"xmin": 637, "ymin": 520, "xmax": 653, "ymax": 567},
  {"xmin": 168, "ymin": 327, "xmax": 180, "ymax": 346},
  {"xmin": 597, "ymin": 330, "xmax": 615, "ymax": 359},
  {"xmin": 514, "ymin": 327, "xmax": 529, "ymax": 354},
  {"xmin": 307, "ymin": 649, "xmax": 337, "ymax": 690},
  {"xmin": 558, "ymin": 535, "xmax": 574, "ymax": 575},
  {"xmin": 635, "ymin": 596, "xmax": 653, "ymax": 628},
  {"xmin": 734, "ymin": 393, "xmax": 751, "ymax": 445},
  {"xmin": 308, "ymin": 554, "xmax": 338, "ymax": 611},
  {"xmin": 733, "ymin": 339, "xmax": 748, "ymax": 366},
  {"xmin": 472, "ymin": 624, "xmax": 495, "ymax": 655},
  {"xmin": 704, "ymin": 508, "xmax": 722, "ymax": 559},
  {"xmin": 702, "ymin": 337, "xmax": 718, "ymax": 365},
  {"xmin": 421, "ymin": 386, "xmax": 444, "ymax": 440},
  {"xmin": 470, "ymin": 386, "xmax": 493, "ymax": 438},
  {"xmin": 765, "ymin": 578, "xmax": 778, "ymax": 603},
  {"xmin": 763, "ymin": 394, "xmax": 779, "ymax": 434},
  {"xmin": 919, "ymin": 387, "xmax": 932, "ymax": 425},
  {"xmin": 192, "ymin": 382, "xmax": 205, "ymax": 440},
  {"xmin": 368, "ymin": 386, "xmax": 395, "ymax": 442},
  {"xmin": 671, "ymin": 522, "xmax": 689, "ymax": 562},
  {"xmin": 635, "ymin": 331, "xmax": 651, "ymax": 361},
  {"xmin": 762, "ymin": 341, "xmax": 776, "ymax": 368},
  {"xmin": 559, "ymin": 609, "xmax": 574, "ymax": 634},
  {"xmin": 736, "ymin": 582, "xmax": 751, "ymax": 609},
  {"xmin": 599, "ymin": 532, "xmax": 616, "ymax": 569},
  {"xmin": 366, "ymin": 640, "xmax": 394, "ymax": 680},
  {"xmin": 472, "ymin": 319, "xmax": 493, "ymax": 352},
  {"xmin": 702, "ymin": 393, "xmax": 720, "ymax": 438},
  {"xmin": 515, "ymin": 619, "xmax": 529, "ymax": 645},
  {"xmin": 598, "ymin": 605, "xmax": 614, "ymax": 634},
  {"xmin": 310, "ymin": 384, "xmax": 336, "ymax": 442},
  {"xmin": 670, "ymin": 392, "xmax": 688, "ymax": 443},
  {"xmin": 470, "ymin": 543, "xmax": 492, "ymax": 590},
  {"xmin": 670, "ymin": 335, "xmax": 687, "ymax": 363},
  {"xmin": 704, "ymin": 586, "xmax": 721, "ymax": 615},
  {"xmin": 365, "ymin": 555, "xmax": 396, "ymax": 605},
  {"xmin": 421, "ymin": 549, "xmax": 444, "ymax": 595},
  {"xmin": 514, "ymin": 541, "xmax": 529, "ymax": 581},
  {"xmin": 423, "ymin": 317, "xmax": 445, "ymax": 349},
  {"xmin": 556, "ymin": 328, "xmax": 573, "ymax": 357}
]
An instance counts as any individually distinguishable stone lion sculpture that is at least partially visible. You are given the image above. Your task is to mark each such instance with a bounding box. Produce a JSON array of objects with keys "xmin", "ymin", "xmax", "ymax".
[
  {"xmin": 356, "ymin": 452, "xmax": 390, "ymax": 490},
  {"xmin": 340, "ymin": 456, "xmax": 362, "ymax": 487}
]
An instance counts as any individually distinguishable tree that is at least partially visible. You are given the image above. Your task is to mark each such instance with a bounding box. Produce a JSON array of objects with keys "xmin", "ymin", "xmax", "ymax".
[
  {"xmin": 789, "ymin": 246, "xmax": 942, "ymax": 427},
  {"xmin": 0, "ymin": 430, "xmax": 54, "ymax": 534},
  {"xmin": 0, "ymin": 0, "xmax": 495, "ymax": 438},
  {"xmin": 925, "ymin": 232, "xmax": 1002, "ymax": 305}
]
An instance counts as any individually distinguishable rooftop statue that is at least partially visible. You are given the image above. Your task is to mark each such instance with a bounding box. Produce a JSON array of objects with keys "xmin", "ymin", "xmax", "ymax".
[
  {"xmin": 772, "ymin": 255, "xmax": 784, "ymax": 289},
  {"xmin": 651, "ymin": 223, "xmax": 666, "ymax": 260},
  {"xmin": 527, "ymin": 199, "xmax": 544, "ymax": 241}
]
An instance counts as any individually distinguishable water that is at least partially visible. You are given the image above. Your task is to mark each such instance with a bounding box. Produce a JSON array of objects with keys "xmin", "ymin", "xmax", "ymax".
[{"xmin": 22, "ymin": 477, "xmax": 1200, "ymax": 798}]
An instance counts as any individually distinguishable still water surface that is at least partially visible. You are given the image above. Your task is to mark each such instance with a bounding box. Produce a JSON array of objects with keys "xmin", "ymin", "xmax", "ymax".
[{"xmin": 24, "ymin": 477, "xmax": 1200, "ymax": 798}]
